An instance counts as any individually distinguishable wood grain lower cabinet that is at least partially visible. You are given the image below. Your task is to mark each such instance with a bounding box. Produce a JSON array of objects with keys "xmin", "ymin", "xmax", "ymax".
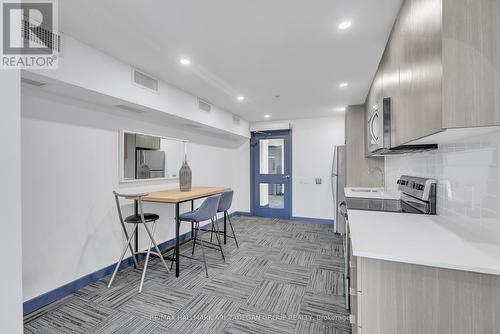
[{"xmin": 350, "ymin": 256, "xmax": 500, "ymax": 334}]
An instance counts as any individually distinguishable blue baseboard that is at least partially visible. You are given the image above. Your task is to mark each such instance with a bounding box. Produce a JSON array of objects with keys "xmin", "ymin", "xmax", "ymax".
[
  {"xmin": 233, "ymin": 211, "xmax": 333, "ymax": 225},
  {"xmin": 231, "ymin": 211, "xmax": 252, "ymax": 216},
  {"xmin": 290, "ymin": 216, "xmax": 334, "ymax": 225}
]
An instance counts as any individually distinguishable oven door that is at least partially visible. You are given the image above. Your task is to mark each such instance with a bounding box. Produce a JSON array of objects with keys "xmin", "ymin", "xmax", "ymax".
[{"xmin": 400, "ymin": 194, "xmax": 430, "ymax": 214}]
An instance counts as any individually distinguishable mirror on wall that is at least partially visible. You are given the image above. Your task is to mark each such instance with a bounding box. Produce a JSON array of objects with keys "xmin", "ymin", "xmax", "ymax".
[{"xmin": 120, "ymin": 130, "xmax": 186, "ymax": 182}]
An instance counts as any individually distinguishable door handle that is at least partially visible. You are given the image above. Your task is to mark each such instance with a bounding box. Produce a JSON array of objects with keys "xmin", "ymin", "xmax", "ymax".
[{"xmin": 282, "ymin": 175, "xmax": 290, "ymax": 179}]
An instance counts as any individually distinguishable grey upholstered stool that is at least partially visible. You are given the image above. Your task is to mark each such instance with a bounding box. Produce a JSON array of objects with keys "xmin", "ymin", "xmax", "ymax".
[
  {"xmin": 109, "ymin": 191, "xmax": 170, "ymax": 292},
  {"xmin": 213, "ymin": 190, "xmax": 239, "ymax": 248},
  {"xmin": 171, "ymin": 194, "xmax": 221, "ymax": 277}
]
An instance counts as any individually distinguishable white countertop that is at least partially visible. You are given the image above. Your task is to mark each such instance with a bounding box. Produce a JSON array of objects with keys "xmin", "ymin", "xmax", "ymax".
[
  {"xmin": 344, "ymin": 187, "xmax": 400, "ymax": 200},
  {"xmin": 347, "ymin": 209, "xmax": 500, "ymax": 275}
]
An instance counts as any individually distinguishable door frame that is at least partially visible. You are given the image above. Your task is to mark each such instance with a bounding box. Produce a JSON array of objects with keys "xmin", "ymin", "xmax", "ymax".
[{"xmin": 250, "ymin": 129, "xmax": 292, "ymax": 219}]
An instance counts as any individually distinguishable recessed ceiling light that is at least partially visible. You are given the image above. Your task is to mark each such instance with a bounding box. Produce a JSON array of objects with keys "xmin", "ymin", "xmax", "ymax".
[
  {"xmin": 180, "ymin": 58, "xmax": 191, "ymax": 65},
  {"xmin": 335, "ymin": 107, "xmax": 346, "ymax": 112},
  {"xmin": 237, "ymin": 96, "xmax": 245, "ymax": 101},
  {"xmin": 339, "ymin": 82, "xmax": 349, "ymax": 88},
  {"xmin": 338, "ymin": 21, "xmax": 352, "ymax": 30},
  {"xmin": 264, "ymin": 114, "xmax": 271, "ymax": 119}
]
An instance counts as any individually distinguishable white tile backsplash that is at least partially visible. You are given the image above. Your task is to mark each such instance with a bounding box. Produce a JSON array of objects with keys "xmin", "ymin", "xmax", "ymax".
[{"xmin": 385, "ymin": 129, "xmax": 500, "ymax": 222}]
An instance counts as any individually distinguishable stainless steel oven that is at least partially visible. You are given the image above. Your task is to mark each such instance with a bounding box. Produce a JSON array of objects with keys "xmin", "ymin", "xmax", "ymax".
[{"xmin": 342, "ymin": 175, "xmax": 437, "ymax": 311}]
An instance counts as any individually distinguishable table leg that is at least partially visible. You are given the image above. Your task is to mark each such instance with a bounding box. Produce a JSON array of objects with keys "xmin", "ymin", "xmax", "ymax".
[
  {"xmin": 134, "ymin": 200, "xmax": 139, "ymax": 268},
  {"xmin": 175, "ymin": 202, "xmax": 180, "ymax": 277},
  {"xmin": 224, "ymin": 211, "xmax": 227, "ymax": 244},
  {"xmin": 191, "ymin": 200, "xmax": 194, "ymax": 240}
]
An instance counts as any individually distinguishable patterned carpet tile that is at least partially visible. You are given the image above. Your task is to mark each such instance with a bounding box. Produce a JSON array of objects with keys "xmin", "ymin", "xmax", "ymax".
[
  {"xmin": 118, "ymin": 283, "xmax": 196, "ymax": 319},
  {"xmin": 222, "ymin": 306, "xmax": 298, "ymax": 334},
  {"xmin": 299, "ymin": 291, "xmax": 350, "ymax": 329},
  {"xmin": 202, "ymin": 273, "xmax": 261, "ymax": 301},
  {"xmin": 295, "ymin": 320, "xmax": 351, "ymax": 334},
  {"xmin": 307, "ymin": 269, "xmax": 344, "ymax": 295},
  {"xmin": 294, "ymin": 319, "xmax": 324, "ymax": 334},
  {"xmin": 162, "ymin": 262, "xmax": 212, "ymax": 292},
  {"xmin": 236, "ymin": 243, "xmax": 282, "ymax": 261},
  {"xmin": 278, "ymin": 238, "xmax": 323, "ymax": 253},
  {"xmin": 24, "ymin": 297, "xmax": 114, "ymax": 334},
  {"xmin": 293, "ymin": 231, "xmax": 319, "ymax": 243},
  {"xmin": 90, "ymin": 311, "xmax": 160, "ymax": 334},
  {"xmin": 167, "ymin": 293, "xmax": 240, "ymax": 333},
  {"xmin": 246, "ymin": 280, "xmax": 305, "ymax": 316},
  {"xmin": 313, "ymin": 254, "xmax": 344, "ymax": 272},
  {"xmin": 278, "ymin": 249, "xmax": 317, "ymax": 267},
  {"xmin": 263, "ymin": 262, "xmax": 312, "ymax": 287},
  {"xmin": 227, "ymin": 256, "xmax": 271, "ymax": 278},
  {"xmin": 24, "ymin": 215, "xmax": 350, "ymax": 334},
  {"xmin": 176, "ymin": 292, "xmax": 241, "ymax": 319}
]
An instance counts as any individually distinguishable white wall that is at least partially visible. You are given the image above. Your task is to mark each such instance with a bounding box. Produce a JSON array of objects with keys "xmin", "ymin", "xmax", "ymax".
[
  {"xmin": 385, "ymin": 129, "xmax": 500, "ymax": 230},
  {"xmin": 251, "ymin": 115, "xmax": 346, "ymax": 220},
  {"xmin": 0, "ymin": 71, "xmax": 23, "ymax": 332},
  {"xmin": 21, "ymin": 91, "xmax": 249, "ymax": 301},
  {"xmin": 28, "ymin": 34, "xmax": 249, "ymax": 139}
]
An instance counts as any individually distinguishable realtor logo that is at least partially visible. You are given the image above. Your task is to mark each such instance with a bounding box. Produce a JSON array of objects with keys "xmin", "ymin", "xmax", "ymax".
[{"xmin": 1, "ymin": 0, "xmax": 58, "ymax": 69}]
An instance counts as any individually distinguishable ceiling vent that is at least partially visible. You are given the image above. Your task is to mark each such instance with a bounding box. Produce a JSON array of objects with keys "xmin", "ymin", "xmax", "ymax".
[
  {"xmin": 115, "ymin": 104, "xmax": 147, "ymax": 114},
  {"xmin": 232, "ymin": 115, "xmax": 241, "ymax": 126},
  {"xmin": 132, "ymin": 68, "xmax": 159, "ymax": 92},
  {"xmin": 21, "ymin": 77, "xmax": 46, "ymax": 87},
  {"xmin": 183, "ymin": 123, "xmax": 201, "ymax": 129},
  {"xmin": 197, "ymin": 98, "xmax": 212, "ymax": 112}
]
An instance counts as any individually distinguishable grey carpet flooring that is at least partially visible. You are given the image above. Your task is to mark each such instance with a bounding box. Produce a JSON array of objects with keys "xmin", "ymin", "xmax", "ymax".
[{"xmin": 24, "ymin": 215, "xmax": 351, "ymax": 334}]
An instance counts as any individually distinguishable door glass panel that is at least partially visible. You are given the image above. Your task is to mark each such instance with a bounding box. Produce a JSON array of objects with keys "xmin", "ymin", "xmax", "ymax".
[
  {"xmin": 259, "ymin": 139, "xmax": 284, "ymax": 174},
  {"xmin": 259, "ymin": 183, "xmax": 285, "ymax": 209}
]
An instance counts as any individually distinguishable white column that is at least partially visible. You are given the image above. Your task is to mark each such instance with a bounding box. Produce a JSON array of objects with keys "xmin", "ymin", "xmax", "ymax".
[{"xmin": 0, "ymin": 70, "xmax": 23, "ymax": 333}]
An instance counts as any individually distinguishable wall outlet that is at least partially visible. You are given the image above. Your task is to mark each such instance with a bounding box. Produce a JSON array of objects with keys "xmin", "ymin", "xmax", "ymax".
[{"xmin": 315, "ymin": 178, "xmax": 322, "ymax": 184}]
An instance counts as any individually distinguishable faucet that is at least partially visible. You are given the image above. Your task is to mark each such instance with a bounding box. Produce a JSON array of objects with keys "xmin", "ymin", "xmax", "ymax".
[{"xmin": 369, "ymin": 166, "xmax": 385, "ymax": 188}]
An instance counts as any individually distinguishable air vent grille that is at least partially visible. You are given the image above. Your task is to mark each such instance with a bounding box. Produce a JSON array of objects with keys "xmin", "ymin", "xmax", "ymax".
[
  {"xmin": 115, "ymin": 104, "xmax": 146, "ymax": 114},
  {"xmin": 232, "ymin": 115, "xmax": 241, "ymax": 125},
  {"xmin": 21, "ymin": 77, "xmax": 46, "ymax": 86},
  {"xmin": 198, "ymin": 98, "xmax": 211, "ymax": 112},
  {"xmin": 183, "ymin": 123, "xmax": 201, "ymax": 129},
  {"xmin": 132, "ymin": 69, "xmax": 159, "ymax": 92}
]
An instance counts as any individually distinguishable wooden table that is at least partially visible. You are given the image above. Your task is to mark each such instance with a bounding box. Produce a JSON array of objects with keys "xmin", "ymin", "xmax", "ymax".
[{"xmin": 132, "ymin": 186, "xmax": 231, "ymax": 277}]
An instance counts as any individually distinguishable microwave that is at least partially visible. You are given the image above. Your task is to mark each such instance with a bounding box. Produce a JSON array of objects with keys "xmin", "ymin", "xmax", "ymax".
[
  {"xmin": 367, "ymin": 98, "xmax": 391, "ymax": 154},
  {"xmin": 366, "ymin": 97, "xmax": 437, "ymax": 155}
]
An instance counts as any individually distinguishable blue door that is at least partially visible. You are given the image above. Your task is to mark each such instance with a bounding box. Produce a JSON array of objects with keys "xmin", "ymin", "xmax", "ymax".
[{"xmin": 251, "ymin": 130, "xmax": 292, "ymax": 218}]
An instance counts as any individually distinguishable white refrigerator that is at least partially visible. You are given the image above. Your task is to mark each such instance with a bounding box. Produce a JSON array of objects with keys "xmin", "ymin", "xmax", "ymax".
[{"xmin": 331, "ymin": 145, "xmax": 346, "ymax": 234}]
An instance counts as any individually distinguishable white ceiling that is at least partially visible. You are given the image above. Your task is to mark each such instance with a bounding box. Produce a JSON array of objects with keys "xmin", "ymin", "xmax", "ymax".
[{"xmin": 59, "ymin": 0, "xmax": 402, "ymax": 122}]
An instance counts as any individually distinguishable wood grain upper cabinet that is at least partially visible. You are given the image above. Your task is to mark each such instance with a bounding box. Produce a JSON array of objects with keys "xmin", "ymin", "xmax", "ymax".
[
  {"xmin": 442, "ymin": 0, "xmax": 500, "ymax": 128},
  {"xmin": 135, "ymin": 134, "xmax": 160, "ymax": 150},
  {"xmin": 365, "ymin": 0, "xmax": 500, "ymax": 147},
  {"xmin": 398, "ymin": 0, "xmax": 443, "ymax": 146},
  {"xmin": 382, "ymin": 13, "xmax": 403, "ymax": 146}
]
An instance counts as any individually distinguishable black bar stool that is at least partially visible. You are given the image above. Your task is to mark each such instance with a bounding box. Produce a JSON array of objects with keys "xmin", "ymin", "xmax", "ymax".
[{"xmin": 109, "ymin": 191, "xmax": 170, "ymax": 292}]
